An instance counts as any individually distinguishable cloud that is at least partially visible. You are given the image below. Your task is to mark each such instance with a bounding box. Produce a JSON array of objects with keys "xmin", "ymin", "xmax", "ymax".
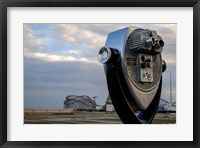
[
  {"xmin": 24, "ymin": 58, "xmax": 108, "ymax": 108},
  {"xmin": 67, "ymin": 50, "xmax": 80, "ymax": 55},
  {"xmin": 55, "ymin": 24, "xmax": 78, "ymax": 43},
  {"xmin": 24, "ymin": 23, "xmax": 176, "ymax": 64},
  {"xmin": 51, "ymin": 24, "xmax": 106, "ymax": 49},
  {"xmin": 24, "ymin": 23, "xmax": 176, "ymax": 109},
  {"xmin": 162, "ymin": 54, "xmax": 176, "ymax": 64},
  {"xmin": 24, "ymin": 50, "xmax": 99, "ymax": 64},
  {"xmin": 24, "ymin": 24, "xmax": 53, "ymax": 52},
  {"xmin": 24, "ymin": 24, "xmax": 106, "ymax": 64}
]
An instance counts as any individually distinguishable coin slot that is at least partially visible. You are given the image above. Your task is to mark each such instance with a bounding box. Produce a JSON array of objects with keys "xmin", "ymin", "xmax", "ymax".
[{"xmin": 141, "ymin": 56, "xmax": 145, "ymax": 62}]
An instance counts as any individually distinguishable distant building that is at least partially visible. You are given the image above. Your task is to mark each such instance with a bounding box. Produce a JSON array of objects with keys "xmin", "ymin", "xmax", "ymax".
[
  {"xmin": 157, "ymin": 98, "xmax": 176, "ymax": 112},
  {"xmin": 96, "ymin": 105, "xmax": 103, "ymax": 111},
  {"xmin": 103, "ymin": 95, "xmax": 115, "ymax": 112},
  {"xmin": 64, "ymin": 95, "xmax": 96, "ymax": 111}
]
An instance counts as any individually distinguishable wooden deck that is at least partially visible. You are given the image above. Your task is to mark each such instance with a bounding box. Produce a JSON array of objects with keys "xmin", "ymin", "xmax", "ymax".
[
  {"xmin": 24, "ymin": 109, "xmax": 73, "ymax": 115},
  {"xmin": 24, "ymin": 110, "xmax": 176, "ymax": 124}
]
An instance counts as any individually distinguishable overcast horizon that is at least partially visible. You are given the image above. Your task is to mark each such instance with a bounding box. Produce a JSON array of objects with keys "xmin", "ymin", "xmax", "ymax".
[{"xmin": 24, "ymin": 23, "xmax": 176, "ymax": 109}]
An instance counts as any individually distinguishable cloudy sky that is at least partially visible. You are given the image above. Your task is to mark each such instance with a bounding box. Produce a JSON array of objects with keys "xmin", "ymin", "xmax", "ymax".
[{"xmin": 24, "ymin": 24, "xmax": 176, "ymax": 109}]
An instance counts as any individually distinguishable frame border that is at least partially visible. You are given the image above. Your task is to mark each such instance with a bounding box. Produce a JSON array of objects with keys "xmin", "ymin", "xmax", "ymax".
[{"xmin": 0, "ymin": 0, "xmax": 199, "ymax": 147}]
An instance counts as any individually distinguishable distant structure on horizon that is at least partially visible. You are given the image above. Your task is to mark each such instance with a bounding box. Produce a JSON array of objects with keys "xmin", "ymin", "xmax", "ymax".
[
  {"xmin": 157, "ymin": 71, "xmax": 176, "ymax": 113},
  {"xmin": 64, "ymin": 95, "xmax": 96, "ymax": 111},
  {"xmin": 64, "ymin": 95, "xmax": 115, "ymax": 112},
  {"xmin": 158, "ymin": 98, "xmax": 176, "ymax": 112},
  {"xmin": 103, "ymin": 95, "xmax": 115, "ymax": 112}
]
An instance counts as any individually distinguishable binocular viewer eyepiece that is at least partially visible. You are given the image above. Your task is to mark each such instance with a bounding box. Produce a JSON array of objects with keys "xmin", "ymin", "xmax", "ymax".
[
  {"xmin": 98, "ymin": 46, "xmax": 120, "ymax": 64},
  {"xmin": 98, "ymin": 27, "xmax": 167, "ymax": 124},
  {"xmin": 128, "ymin": 29, "xmax": 164, "ymax": 53}
]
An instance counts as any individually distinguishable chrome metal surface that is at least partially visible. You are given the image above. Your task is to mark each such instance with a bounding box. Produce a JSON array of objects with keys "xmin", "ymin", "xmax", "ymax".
[
  {"xmin": 99, "ymin": 26, "xmax": 166, "ymax": 123},
  {"xmin": 98, "ymin": 46, "xmax": 112, "ymax": 64},
  {"xmin": 104, "ymin": 27, "xmax": 163, "ymax": 110}
]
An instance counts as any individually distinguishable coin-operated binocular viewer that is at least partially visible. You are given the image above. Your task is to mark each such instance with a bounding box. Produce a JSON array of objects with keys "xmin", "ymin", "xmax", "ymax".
[{"xmin": 98, "ymin": 27, "xmax": 167, "ymax": 124}]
